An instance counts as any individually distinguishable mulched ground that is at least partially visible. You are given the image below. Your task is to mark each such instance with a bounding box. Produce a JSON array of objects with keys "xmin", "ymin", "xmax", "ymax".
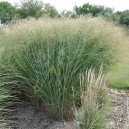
[
  {"xmin": 107, "ymin": 92, "xmax": 129, "ymax": 129},
  {"xmin": 10, "ymin": 89, "xmax": 129, "ymax": 129},
  {"xmin": 10, "ymin": 102, "xmax": 75, "ymax": 129}
]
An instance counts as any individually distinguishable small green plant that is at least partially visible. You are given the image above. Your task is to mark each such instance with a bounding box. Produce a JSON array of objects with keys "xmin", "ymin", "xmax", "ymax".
[{"xmin": 75, "ymin": 68, "xmax": 109, "ymax": 129}]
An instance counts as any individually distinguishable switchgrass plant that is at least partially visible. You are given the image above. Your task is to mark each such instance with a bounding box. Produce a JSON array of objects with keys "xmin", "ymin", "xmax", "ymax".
[
  {"xmin": 0, "ymin": 17, "xmax": 128, "ymax": 119},
  {"xmin": 75, "ymin": 68, "xmax": 109, "ymax": 129}
]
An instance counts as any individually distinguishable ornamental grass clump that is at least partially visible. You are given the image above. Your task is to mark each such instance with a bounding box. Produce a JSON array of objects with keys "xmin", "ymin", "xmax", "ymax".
[
  {"xmin": 75, "ymin": 68, "xmax": 109, "ymax": 129},
  {"xmin": 0, "ymin": 17, "xmax": 127, "ymax": 119}
]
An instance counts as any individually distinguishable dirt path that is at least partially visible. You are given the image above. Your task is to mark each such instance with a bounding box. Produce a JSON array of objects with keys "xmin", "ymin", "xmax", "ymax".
[{"xmin": 10, "ymin": 90, "xmax": 129, "ymax": 129}]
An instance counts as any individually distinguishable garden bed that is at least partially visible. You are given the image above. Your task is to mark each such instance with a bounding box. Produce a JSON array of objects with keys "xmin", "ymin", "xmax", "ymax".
[{"xmin": 9, "ymin": 90, "xmax": 129, "ymax": 129}]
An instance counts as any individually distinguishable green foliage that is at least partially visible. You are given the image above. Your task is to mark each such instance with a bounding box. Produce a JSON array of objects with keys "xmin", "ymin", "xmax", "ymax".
[
  {"xmin": 110, "ymin": 10, "xmax": 129, "ymax": 26},
  {"xmin": 17, "ymin": 0, "xmax": 44, "ymax": 18},
  {"xmin": 0, "ymin": 0, "xmax": 129, "ymax": 27},
  {"xmin": 119, "ymin": 10, "xmax": 129, "ymax": 26},
  {"xmin": 60, "ymin": 10, "xmax": 77, "ymax": 18},
  {"xmin": 75, "ymin": 69, "xmax": 109, "ymax": 129},
  {"xmin": 74, "ymin": 3, "xmax": 113, "ymax": 17},
  {"xmin": 73, "ymin": 3, "xmax": 129, "ymax": 26},
  {"xmin": 43, "ymin": 3, "xmax": 58, "ymax": 18},
  {"xmin": 0, "ymin": 17, "xmax": 125, "ymax": 119},
  {"xmin": 109, "ymin": 11, "xmax": 121, "ymax": 22},
  {"xmin": 17, "ymin": 0, "xmax": 58, "ymax": 18},
  {"xmin": 0, "ymin": 1, "xmax": 18, "ymax": 23},
  {"xmin": 0, "ymin": 0, "xmax": 58, "ymax": 22}
]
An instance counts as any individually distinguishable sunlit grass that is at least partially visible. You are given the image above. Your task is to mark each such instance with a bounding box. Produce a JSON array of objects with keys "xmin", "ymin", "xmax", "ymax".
[{"xmin": 108, "ymin": 62, "xmax": 129, "ymax": 89}]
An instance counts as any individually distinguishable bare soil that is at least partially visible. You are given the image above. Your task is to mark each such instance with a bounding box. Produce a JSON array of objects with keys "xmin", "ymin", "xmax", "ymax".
[
  {"xmin": 107, "ymin": 92, "xmax": 129, "ymax": 129},
  {"xmin": 10, "ymin": 91, "xmax": 129, "ymax": 129}
]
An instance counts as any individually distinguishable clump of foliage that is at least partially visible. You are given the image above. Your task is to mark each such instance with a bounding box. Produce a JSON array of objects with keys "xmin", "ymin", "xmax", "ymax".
[
  {"xmin": 74, "ymin": 3, "xmax": 129, "ymax": 26},
  {"xmin": 17, "ymin": 0, "xmax": 58, "ymax": 19},
  {"xmin": 0, "ymin": 17, "xmax": 127, "ymax": 119},
  {"xmin": 74, "ymin": 3, "xmax": 113, "ymax": 17},
  {"xmin": 119, "ymin": 10, "xmax": 129, "ymax": 26},
  {"xmin": 0, "ymin": 0, "xmax": 58, "ymax": 24},
  {"xmin": 0, "ymin": 1, "xmax": 18, "ymax": 23}
]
